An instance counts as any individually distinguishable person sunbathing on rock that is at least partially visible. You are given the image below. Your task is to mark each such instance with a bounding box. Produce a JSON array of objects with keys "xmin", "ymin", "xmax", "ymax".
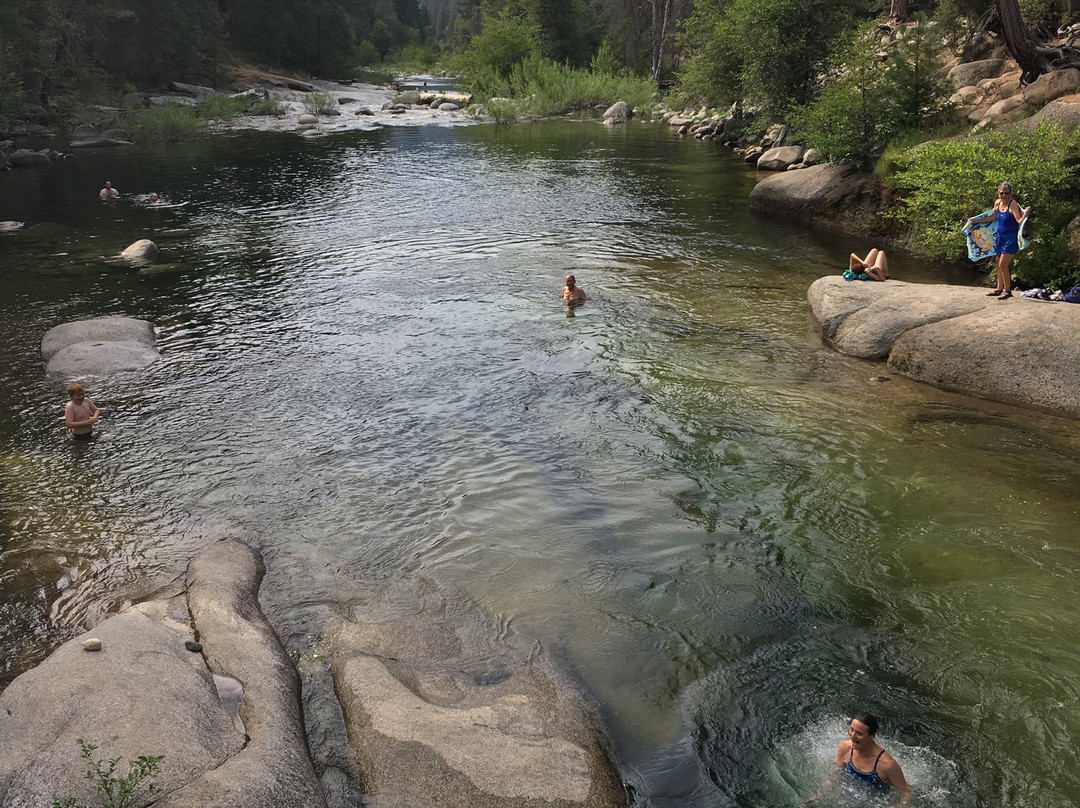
[{"xmin": 845, "ymin": 248, "xmax": 889, "ymax": 281}]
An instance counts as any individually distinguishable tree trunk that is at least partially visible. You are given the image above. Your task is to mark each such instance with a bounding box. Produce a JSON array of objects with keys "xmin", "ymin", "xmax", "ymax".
[
  {"xmin": 995, "ymin": 0, "xmax": 1050, "ymax": 81},
  {"xmin": 650, "ymin": 0, "xmax": 672, "ymax": 83},
  {"xmin": 889, "ymin": 0, "xmax": 908, "ymax": 22}
]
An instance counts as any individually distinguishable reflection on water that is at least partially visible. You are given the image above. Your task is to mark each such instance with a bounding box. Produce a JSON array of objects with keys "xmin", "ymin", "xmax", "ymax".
[{"xmin": 1, "ymin": 122, "xmax": 1079, "ymax": 807}]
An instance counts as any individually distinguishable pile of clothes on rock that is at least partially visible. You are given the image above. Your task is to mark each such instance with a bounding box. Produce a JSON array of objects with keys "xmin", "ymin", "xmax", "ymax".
[{"xmin": 1020, "ymin": 286, "xmax": 1080, "ymax": 302}]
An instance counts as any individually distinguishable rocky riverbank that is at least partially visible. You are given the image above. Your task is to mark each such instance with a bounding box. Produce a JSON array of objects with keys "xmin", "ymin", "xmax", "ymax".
[
  {"xmin": 0, "ymin": 539, "xmax": 628, "ymax": 808},
  {"xmin": 807, "ymin": 276, "xmax": 1080, "ymax": 420}
]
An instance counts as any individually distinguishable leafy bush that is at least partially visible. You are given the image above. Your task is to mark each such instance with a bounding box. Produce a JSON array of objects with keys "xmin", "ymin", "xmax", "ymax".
[
  {"xmin": 52, "ymin": 738, "xmax": 163, "ymax": 808},
  {"xmin": 129, "ymin": 102, "xmax": 206, "ymax": 141},
  {"xmin": 789, "ymin": 16, "xmax": 954, "ymax": 171},
  {"xmin": 590, "ymin": 41, "xmax": 623, "ymax": 77},
  {"xmin": 451, "ymin": 9, "xmax": 541, "ymax": 99},
  {"xmin": 477, "ymin": 97, "xmax": 519, "ymax": 124},
  {"xmin": 355, "ymin": 40, "xmax": 381, "ymax": 66},
  {"xmin": 302, "ymin": 91, "xmax": 339, "ymax": 115},
  {"xmin": 353, "ymin": 67, "xmax": 395, "ymax": 84},
  {"xmin": 466, "ymin": 55, "xmax": 655, "ymax": 119},
  {"xmin": 395, "ymin": 42, "xmax": 442, "ymax": 70},
  {"xmin": 887, "ymin": 122, "xmax": 1080, "ymax": 285}
]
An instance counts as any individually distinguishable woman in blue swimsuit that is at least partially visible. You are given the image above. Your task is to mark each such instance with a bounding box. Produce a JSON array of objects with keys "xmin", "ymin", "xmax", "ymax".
[
  {"xmin": 967, "ymin": 181, "xmax": 1031, "ymax": 300},
  {"xmin": 804, "ymin": 713, "xmax": 912, "ymax": 804}
]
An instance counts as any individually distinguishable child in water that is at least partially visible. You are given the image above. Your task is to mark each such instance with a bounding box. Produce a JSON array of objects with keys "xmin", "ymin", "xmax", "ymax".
[{"xmin": 65, "ymin": 383, "xmax": 100, "ymax": 440}]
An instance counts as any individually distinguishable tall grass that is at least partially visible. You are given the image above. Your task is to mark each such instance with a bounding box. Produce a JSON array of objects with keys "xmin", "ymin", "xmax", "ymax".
[
  {"xmin": 302, "ymin": 91, "xmax": 338, "ymax": 115},
  {"xmin": 129, "ymin": 102, "xmax": 206, "ymax": 141},
  {"xmin": 126, "ymin": 95, "xmax": 286, "ymax": 141},
  {"xmin": 196, "ymin": 95, "xmax": 285, "ymax": 119},
  {"xmin": 471, "ymin": 56, "xmax": 656, "ymax": 120}
]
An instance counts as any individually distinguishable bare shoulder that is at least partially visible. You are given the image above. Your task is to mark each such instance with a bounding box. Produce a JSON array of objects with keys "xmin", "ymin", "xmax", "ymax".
[
  {"xmin": 835, "ymin": 739, "xmax": 853, "ymax": 763},
  {"xmin": 878, "ymin": 750, "xmax": 906, "ymax": 781}
]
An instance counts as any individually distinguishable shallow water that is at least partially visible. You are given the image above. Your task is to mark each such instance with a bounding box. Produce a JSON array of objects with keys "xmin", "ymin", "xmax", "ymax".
[{"xmin": 2, "ymin": 120, "xmax": 1080, "ymax": 806}]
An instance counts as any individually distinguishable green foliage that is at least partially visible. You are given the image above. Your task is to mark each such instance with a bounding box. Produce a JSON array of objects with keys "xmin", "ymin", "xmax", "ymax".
[
  {"xmin": 302, "ymin": 91, "xmax": 339, "ymax": 115},
  {"xmin": 887, "ymin": 122, "xmax": 1080, "ymax": 285},
  {"xmin": 195, "ymin": 95, "xmax": 285, "ymax": 119},
  {"xmin": 677, "ymin": 0, "xmax": 866, "ymax": 117},
  {"xmin": 51, "ymin": 739, "xmax": 163, "ymax": 808},
  {"xmin": 395, "ymin": 42, "xmax": 443, "ymax": 70},
  {"xmin": 355, "ymin": 40, "xmax": 381, "ymax": 67},
  {"xmin": 129, "ymin": 102, "xmax": 207, "ymax": 141},
  {"xmin": 451, "ymin": 9, "xmax": 542, "ymax": 99},
  {"xmin": 353, "ymin": 66, "xmax": 396, "ymax": 84},
  {"xmin": 477, "ymin": 96, "xmax": 520, "ymax": 124},
  {"xmin": 789, "ymin": 16, "xmax": 955, "ymax": 171},
  {"xmin": 466, "ymin": 54, "xmax": 655, "ymax": 117},
  {"xmin": 590, "ymin": 41, "xmax": 623, "ymax": 77}
]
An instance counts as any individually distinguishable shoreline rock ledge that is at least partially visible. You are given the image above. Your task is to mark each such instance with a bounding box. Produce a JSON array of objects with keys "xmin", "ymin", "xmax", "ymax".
[
  {"xmin": 0, "ymin": 539, "xmax": 628, "ymax": 808},
  {"xmin": 808, "ymin": 276, "xmax": 1080, "ymax": 419}
]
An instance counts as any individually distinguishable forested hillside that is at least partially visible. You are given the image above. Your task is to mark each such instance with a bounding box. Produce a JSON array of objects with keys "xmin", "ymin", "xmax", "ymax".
[
  {"xmin": 2, "ymin": 0, "xmax": 1079, "ymax": 142},
  {"xmin": 0, "ymin": 0, "xmax": 433, "ymax": 120}
]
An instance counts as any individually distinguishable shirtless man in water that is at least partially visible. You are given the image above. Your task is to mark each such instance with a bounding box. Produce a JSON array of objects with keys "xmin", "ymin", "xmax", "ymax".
[
  {"xmin": 99, "ymin": 180, "xmax": 119, "ymax": 200},
  {"xmin": 562, "ymin": 274, "xmax": 587, "ymax": 302},
  {"xmin": 65, "ymin": 383, "xmax": 100, "ymax": 440}
]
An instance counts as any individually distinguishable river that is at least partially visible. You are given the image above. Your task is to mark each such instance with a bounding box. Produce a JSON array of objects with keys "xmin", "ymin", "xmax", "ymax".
[{"xmin": 2, "ymin": 119, "xmax": 1080, "ymax": 807}]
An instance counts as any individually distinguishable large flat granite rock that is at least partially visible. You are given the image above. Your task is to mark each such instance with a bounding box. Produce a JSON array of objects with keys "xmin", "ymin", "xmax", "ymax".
[
  {"xmin": 0, "ymin": 540, "xmax": 327, "ymax": 808},
  {"xmin": 1, "ymin": 540, "xmax": 627, "ymax": 808},
  {"xmin": 808, "ymin": 276, "xmax": 1080, "ymax": 418},
  {"xmin": 42, "ymin": 316, "xmax": 159, "ymax": 376},
  {"xmin": 328, "ymin": 579, "xmax": 627, "ymax": 808}
]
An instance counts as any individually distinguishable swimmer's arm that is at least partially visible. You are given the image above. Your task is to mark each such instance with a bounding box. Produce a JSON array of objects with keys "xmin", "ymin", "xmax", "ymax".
[
  {"xmin": 802, "ymin": 765, "xmax": 842, "ymax": 806},
  {"xmin": 881, "ymin": 757, "xmax": 912, "ymax": 804},
  {"xmin": 804, "ymin": 746, "xmax": 847, "ymax": 806}
]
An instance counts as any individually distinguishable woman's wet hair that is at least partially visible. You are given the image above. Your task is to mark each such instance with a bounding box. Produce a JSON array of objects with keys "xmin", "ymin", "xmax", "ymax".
[
  {"xmin": 998, "ymin": 181, "xmax": 1013, "ymax": 194},
  {"xmin": 852, "ymin": 712, "xmax": 879, "ymax": 735}
]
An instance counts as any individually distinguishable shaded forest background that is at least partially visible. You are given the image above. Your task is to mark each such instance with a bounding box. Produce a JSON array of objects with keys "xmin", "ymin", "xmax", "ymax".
[{"xmin": 2, "ymin": 0, "xmax": 1079, "ymax": 124}]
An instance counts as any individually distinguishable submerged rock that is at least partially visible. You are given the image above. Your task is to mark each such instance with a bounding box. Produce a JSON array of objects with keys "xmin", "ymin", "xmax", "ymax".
[
  {"xmin": 327, "ymin": 577, "xmax": 627, "ymax": 808},
  {"xmin": 41, "ymin": 315, "xmax": 159, "ymax": 375},
  {"xmin": 0, "ymin": 538, "xmax": 628, "ymax": 808}
]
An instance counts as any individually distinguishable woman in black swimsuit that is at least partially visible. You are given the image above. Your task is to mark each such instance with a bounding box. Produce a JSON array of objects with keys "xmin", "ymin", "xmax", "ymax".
[{"xmin": 804, "ymin": 713, "xmax": 912, "ymax": 805}]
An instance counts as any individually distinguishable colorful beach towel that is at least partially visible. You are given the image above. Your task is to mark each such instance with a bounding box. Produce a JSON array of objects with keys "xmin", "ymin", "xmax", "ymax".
[{"xmin": 961, "ymin": 209, "xmax": 1030, "ymax": 262}]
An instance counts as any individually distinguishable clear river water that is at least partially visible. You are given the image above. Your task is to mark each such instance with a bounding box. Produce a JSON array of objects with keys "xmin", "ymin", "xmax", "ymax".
[{"xmin": 2, "ymin": 119, "xmax": 1080, "ymax": 807}]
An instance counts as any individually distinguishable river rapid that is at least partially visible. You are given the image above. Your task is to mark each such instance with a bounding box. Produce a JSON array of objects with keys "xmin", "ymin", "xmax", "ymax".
[{"xmin": 2, "ymin": 119, "xmax": 1080, "ymax": 807}]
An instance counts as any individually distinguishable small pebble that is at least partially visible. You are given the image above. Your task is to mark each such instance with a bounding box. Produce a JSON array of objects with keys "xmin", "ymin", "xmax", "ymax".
[
  {"xmin": 82, "ymin": 638, "xmax": 102, "ymax": 652},
  {"xmin": 185, "ymin": 641, "xmax": 203, "ymax": 652},
  {"xmin": 869, "ymin": 375, "xmax": 891, "ymax": 383}
]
